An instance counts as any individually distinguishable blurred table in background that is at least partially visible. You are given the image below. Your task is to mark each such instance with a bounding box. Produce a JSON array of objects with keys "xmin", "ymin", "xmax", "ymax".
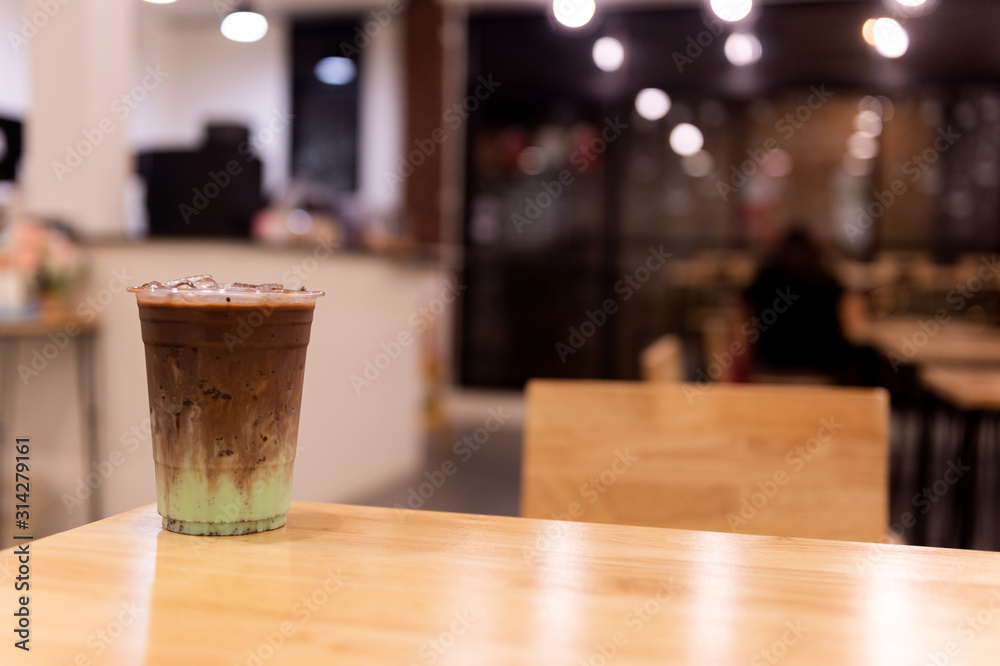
[
  {"xmin": 918, "ymin": 366, "xmax": 1000, "ymax": 550},
  {"xmin": 846, "ymin": 316, "xmax": 1000, "ymax": 549},
  {"xmin": 846, "ymin": 316, "xmax": 1000, "ymax": 366}
]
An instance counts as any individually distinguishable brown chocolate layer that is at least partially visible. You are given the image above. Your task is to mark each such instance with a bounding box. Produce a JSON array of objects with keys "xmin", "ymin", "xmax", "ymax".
[{"xmin": 138, "ymin": 302, "xmax": 315, "ymax": 494}]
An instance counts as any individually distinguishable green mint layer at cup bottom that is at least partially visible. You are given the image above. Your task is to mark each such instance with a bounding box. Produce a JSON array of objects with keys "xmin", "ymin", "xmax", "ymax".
[{"xmin": 155, "ymin": 462, "xmax": 293, "ymax": 536}]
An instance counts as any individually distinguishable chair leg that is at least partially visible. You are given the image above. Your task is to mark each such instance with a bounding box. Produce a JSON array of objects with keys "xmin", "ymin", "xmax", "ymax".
[
  {"xmin": 913, "ymin": 394, "xmax": 938, "ymax": 546},
  {"xmin": 959, "ymin": 411, "xmax": 983, "ymax": 550}
]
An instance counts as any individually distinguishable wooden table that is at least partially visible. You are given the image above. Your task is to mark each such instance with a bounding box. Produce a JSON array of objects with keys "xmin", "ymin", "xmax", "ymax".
[
  {"xmin": 918, "ymin": 366, "xmax": 1000, "ymax": 549},
  {"xmin": 845, "ymin": 316, "xmax": 1000, "ymax": 366},
  {"xmin": 921, "ymin": 365, "xmax": 1000, "ymax": 412},
  {"xmin": 5, "ymin": 503, "xmax": 1000, "ymax": 665}
]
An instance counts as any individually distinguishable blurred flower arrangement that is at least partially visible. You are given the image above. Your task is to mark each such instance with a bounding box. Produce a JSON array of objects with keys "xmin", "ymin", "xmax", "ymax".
[{"xmin": 0, "ymin": 217, "xmax": 85, "ymax": 318}]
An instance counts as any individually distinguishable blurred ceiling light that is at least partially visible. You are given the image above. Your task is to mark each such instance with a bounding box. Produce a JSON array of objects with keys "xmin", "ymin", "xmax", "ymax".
[
  {"xmin": 855, "ymin": 109, "xmax": 883, "ymax": 136},
  {"xmin": 553, "ymin": 0, "xmax": 596, "ymax": 29},
  {"xmin": 314, "ymin": 57, "xmax": 357, "ymax": 85},
  {"xmin": 681, "ymin": 150, "xmax": 714, "ymax": 178},
  {"xmin": 890, "ymin": 0, "xmax": 938, "ymax": 18},
  {"xmin": 873, "ymin": 18, "xmax": 908, "ymax": 58},
  {"xmin": 669, "ymin": 123, "xmax": 704, "ymax": 157},
  {"xmin": 861, "ymin": 19, "xmax": 877, "ymax": 45},
  {"xmin": 221, "ymin": 9, "xmax": 269, "ymax": 43},
  {"xmin": 593, "ymin": 37, "xmax": 625, "ymax": 72},
  {"xmin": 710, "ymin": 0, "xmax": 752, "ymax": 23},
  {"xmin": 848, "ymin": 131, "xmax": 880, "ymax": 160},
  {"xmin": 635, "ymin": 88, "xmax": 671, "ymax": 121},
  {"xmin": 724, "ymin": 33, "xmax": 762, "ymax": 66}
]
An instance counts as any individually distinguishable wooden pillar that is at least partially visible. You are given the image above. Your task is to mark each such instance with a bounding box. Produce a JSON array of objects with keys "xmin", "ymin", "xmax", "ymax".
[{"xmin": 403, "ymin": 0, "xmax": 445, "ymax": 245}]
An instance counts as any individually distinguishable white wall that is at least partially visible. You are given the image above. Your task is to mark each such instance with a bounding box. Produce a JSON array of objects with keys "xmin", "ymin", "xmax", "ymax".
[
  {"xmin": 20, "ymin": 0, "xmax": 135, "ymax": 236},
  {"xmin": 0, "ymin": 0, "xmax": 30, "ymax": 117},
  {"xmin": 1, "ymin": 241, "xmax": 445, "ymax": 546},
  {"xmin": 131, "ymin": 9, "xmax": 291, "ymax": 200},
  {"xmin": 358, "ymin": 17, "xmax": 405, "ymax": 218}
]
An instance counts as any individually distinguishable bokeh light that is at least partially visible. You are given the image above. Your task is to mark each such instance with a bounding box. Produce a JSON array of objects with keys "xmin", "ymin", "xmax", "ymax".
[
  {"xmin": 553, "ymin": 0, "xmax": 596, "ymax": 28},
  {"xmin": 669, "ymin": 123, "xmax": 704, "ymax": 156},
  {"xmin": 593, "ymin": 37, "xmax": 625, "ymax": 72},
  {"xmin": 635, "ymin": 89, "xmax": 671, "ymax": 121}
]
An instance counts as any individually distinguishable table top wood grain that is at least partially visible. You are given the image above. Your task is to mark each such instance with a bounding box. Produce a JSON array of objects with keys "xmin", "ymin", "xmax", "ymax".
[
  {"xmin": 920, "ymin": 365, "xmax": 1000, "ymax": 412},
  {"xmin": 4, "ymin": 502, "xmax": 1000, "ymax": 665},
  {"xmin": 845, "ymin": 316, "xmax": 1000, "ymax": 366}
]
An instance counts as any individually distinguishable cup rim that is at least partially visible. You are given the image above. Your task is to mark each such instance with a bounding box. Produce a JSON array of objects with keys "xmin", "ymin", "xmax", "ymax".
[{"xmin": 128, "ymin": 286, "xmax": 325, "ymax": 304}]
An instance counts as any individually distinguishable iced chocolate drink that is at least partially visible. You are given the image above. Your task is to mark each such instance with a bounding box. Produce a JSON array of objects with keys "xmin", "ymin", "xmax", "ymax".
[{"xmin": 129, "ymin": 276, "xmax": 323, "ymax": 536}]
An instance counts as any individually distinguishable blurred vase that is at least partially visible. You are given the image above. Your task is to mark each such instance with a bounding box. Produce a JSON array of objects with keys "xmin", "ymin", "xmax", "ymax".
[
  {"xmin": 38, "ymin": 291, "xmax": 66, "ymax": 323},
  {"xmin": 0, "ymin": 268, "xmax": 31, "ymax": 318}
]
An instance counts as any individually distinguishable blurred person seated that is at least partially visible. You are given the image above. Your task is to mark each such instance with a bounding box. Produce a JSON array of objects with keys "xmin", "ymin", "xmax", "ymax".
[{"xmin": 743, "ymin": 226, "xmax": 874, "ymax": 385}]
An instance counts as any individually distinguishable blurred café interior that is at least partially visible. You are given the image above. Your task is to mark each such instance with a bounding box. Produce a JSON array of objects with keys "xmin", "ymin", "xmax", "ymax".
[{"xmin": 1, "ymin": 0, "xmax": 1000, "ymax": 553}]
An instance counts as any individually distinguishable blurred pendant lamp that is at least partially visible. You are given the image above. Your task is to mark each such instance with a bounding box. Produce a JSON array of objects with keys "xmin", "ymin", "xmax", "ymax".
[{"xmin": 221, "ymin": 3, "xmax": 269, "ymax": 43}]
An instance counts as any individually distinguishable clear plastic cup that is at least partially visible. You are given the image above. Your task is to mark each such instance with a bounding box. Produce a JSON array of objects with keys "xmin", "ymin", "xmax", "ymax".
[{"xmin": 129, "ymin": 276, "xmax": 323, "ymax": 536}]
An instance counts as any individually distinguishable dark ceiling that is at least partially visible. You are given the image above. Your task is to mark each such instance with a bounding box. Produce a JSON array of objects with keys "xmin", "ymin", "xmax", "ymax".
[{"xmin": 468, "ymin": 0, "xmax": 1000, "ymax": 110}]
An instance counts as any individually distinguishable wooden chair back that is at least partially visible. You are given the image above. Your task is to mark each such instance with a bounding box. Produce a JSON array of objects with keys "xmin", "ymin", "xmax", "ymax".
[
  {"xmin": 521, "ymin": 380, "xmax": 889, "ymax": 542},
  {"xmin": 639, "ymin": 335, "xmax": 684, "ymax": 382}
]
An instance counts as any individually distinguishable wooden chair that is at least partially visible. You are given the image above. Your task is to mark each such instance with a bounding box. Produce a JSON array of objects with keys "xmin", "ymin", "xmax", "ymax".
[
  {"xmin": 521, "ymin": 380, "xmax": 889, "ymax": 542},
  {"xmin": 639, "ymin": 334, "xmax": 684, "ymax": 382}
]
